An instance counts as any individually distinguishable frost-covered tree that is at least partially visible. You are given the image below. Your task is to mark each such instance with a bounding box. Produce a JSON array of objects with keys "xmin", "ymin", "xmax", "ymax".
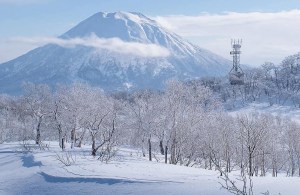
[{"xmin": 21, "ymin": 83, "xmax": 53, "ymax": 144}]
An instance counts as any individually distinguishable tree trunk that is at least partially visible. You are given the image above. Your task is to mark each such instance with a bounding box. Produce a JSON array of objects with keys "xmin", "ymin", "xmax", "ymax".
[
  {"xmin": 291, "ymin": 154, "xmax": 295, "ymax": 176},
  {"xmin": 165, "ymin": 145, "xmax": 168, "ymax": 164},
  {"xmin": 148, "ymin": 138, "xmax": 152, "ymax": 161},
  {"xmin": 249, "ymin": 147, "xmax": 253, "ymax": 176},
  {"xmin": 61, "ymin": 138, "xmax": 65, "ymax": 150},
  {"xmin": 255, "ymin": 165, "xmax": 258, "ymax": 176},
  {"xmin": 92, "ymin": 149, "xmax": 96, "ymax": 156},
  {"xmin": 272, "ymin": 160, "xmax": 278, "ymax": 177},
  {"xmin": 249, "ymin": 156, "xmax": 253, "ymax": 176},
  {"xmin": 209, "ymin": 151, "xmax": 212, "ymax": 170},
  {"xmin": 170, "ymin": 137, "xmax": 178, "ymax": 164},
  {"xmin": 240, "ymin": 161, "xmax": 244, "ymax": 176},
  {"xmin": 261, "ymin": 151, "xmax": 266, "ymax": 177},
  {"xmin": 227, "ymin": 157, "xmax": 231, "ymax": 172},
  {"xmin": 58, "ymin": 124, "xmax": 62, "ymax": 148},
  {"xmin": 76, "ymin": 129, "xmax": 86, "ymax": 148},
  {"xmin": 141, "ymin": 138, "xmax": 146, "ymax": 157},
  {"xmin": 77, "ymin": 140, "xmax": 82, "ymax": 148},
  {"xmin": 71, "ymin": 128, "xmax": 76, "ymax": 149},
  {"xmin": 92, "ymin": 136, "xmax": 96, "ymax": 156},
  {"xmin": 35, "ymin": 116, "xmax": 42, "ymax": 144},
  {"xmin": 159, "ymin": 140, "xmax": 164, "ymax": 155},
  {"xmin": 297, "ymin": 155, "xmax": 300, "ymax": 177},
  {"xmin": 36, "ymin": 128, "xmax": 41, "ymax": 144}
]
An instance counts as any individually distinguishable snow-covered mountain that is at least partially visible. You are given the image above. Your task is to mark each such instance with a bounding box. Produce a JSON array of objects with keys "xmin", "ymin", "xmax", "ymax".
[{"xmin": 0, "ymin": 11, "xmax": 231, "ymax": 94}]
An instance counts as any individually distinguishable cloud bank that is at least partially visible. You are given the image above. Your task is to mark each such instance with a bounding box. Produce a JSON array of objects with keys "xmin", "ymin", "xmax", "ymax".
[
  {"xmin": 155, "ymin": 10, "xmax": 300, "ymax": 66},
  {"xmin": 9, "ymin": 35, "xmax": 170, "ymax": 58},
  {"xmin": 2, "ymin": 10, "xmax": 300, "ymax": 65}
]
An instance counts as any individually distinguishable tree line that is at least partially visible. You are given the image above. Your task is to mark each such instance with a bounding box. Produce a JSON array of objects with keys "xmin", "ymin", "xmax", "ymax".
[
  {"xmin": 200, "ymin": 52, "xmax": 300, "ymax": 109},
  {"xmin": 1, "ymin": 80, "xmax": 300, "ymax": 178}
]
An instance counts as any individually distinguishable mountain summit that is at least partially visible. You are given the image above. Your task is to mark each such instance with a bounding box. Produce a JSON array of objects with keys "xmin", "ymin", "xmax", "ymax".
[{"xmin": 0, "ymin": 11, "xmax": 230, "ymax": 94}]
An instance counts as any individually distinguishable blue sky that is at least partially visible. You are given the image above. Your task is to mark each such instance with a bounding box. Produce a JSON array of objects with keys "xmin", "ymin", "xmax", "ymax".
[
  {"xmin": 1, "ymin": 0, "xmax": 300, "ymax": 65},
  {"xmin": 1, "ymin": 0, "xmax": 300, "ymax": 37}
]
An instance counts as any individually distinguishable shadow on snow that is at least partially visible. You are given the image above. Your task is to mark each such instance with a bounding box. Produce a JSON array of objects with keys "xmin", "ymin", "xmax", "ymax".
[
  {"xmin": 21, "ymin": 154, "xmax": 42, "ymax": 168},
  {"xmin": 40, "ymin": 172, "xmax": 147, "ymax": 185},
  {"xmin": 40, "ymin": 172, "xmax": 183, "ymax": 185}
]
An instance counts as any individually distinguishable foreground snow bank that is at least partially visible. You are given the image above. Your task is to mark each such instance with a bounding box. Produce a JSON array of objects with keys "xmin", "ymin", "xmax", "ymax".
[{"xmin": 0, "ymin": 142, "xmax": 298, "ymax": 195}]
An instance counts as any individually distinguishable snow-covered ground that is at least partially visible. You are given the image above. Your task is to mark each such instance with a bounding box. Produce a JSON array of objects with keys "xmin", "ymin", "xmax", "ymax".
[
  {"xmin": 229, "ymin": 103, "xmax": 300, "ymax": 122},
  {"xmin": 0, "ymin": 141, "xmax": 299, "ymax": 195}
]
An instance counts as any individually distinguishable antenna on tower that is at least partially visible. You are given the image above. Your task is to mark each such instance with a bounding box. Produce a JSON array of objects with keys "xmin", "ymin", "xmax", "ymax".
[{"xmin": 229, "ymin": 39, "xmax": 244, "ymax": 85}]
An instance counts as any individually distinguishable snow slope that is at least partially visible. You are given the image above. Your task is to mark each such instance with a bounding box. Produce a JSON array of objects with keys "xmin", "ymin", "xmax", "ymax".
[
  {"xmin": 0, "ymin": 12, "xmax": 231, "ymax": 94},
  {"xmin": 0, "ymin": 142, "xmax": 298, "ymax": 195},
  {"xmin": 229, "ymin": 103, "xmax": 300, "ymax": 123}
]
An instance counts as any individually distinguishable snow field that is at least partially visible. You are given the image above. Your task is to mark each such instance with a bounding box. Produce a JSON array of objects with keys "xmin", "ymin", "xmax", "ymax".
[{"xmin": 0, "ymin": 142, "xmax": 299, "ymax": 195}]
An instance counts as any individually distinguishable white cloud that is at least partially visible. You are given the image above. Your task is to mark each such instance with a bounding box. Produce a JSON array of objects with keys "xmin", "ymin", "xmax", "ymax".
[
  {"xmin": 2, "ymin": 10, "xmax": 300, "ymax": 65},
  {"xmin": 7, "ymin": 35, "xmax": 170, "ymax": 58},
  {"xmin": 154, "ymin": 10, "xmax": 300, "ymax": 66}
]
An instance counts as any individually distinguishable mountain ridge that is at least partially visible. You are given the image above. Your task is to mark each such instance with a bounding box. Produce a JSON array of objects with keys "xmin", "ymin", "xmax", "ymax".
[{"xmin": 0, "ymin": 11, "xmax": 231, "ymax": 94}]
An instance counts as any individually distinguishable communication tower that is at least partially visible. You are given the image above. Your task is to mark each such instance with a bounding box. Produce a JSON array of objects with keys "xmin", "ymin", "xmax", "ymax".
[{"xmin": 229, "ymin": 39, "xmax": 244, "ymax": 85}]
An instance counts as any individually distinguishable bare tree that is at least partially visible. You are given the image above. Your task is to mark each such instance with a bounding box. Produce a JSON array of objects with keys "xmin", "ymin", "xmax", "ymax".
[{"xmin": 21, "ymin": 83, "xmax": 53, "ymax": 144}]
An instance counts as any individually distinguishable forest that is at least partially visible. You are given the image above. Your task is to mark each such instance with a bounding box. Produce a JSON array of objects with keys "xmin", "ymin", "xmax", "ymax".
[{"xmin": 1, "ymin": 53, "xmax": 300, "ymax": 181}]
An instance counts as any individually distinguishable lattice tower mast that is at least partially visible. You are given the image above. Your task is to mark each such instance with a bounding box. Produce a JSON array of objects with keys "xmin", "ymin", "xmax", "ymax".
[{"xmin": 230, "ymin": 39, "xmax": 242, "ymax": 72}]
